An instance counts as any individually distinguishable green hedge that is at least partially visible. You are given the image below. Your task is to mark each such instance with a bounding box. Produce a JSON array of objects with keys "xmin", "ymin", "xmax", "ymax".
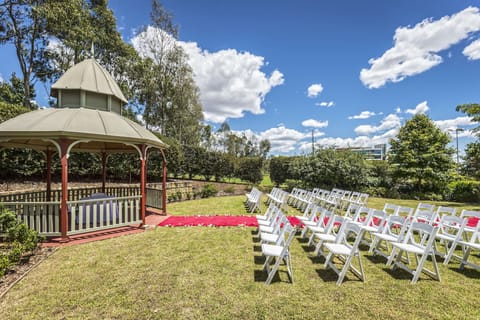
[{"xmin": 449, "ymin": 180, "xmax": 480, "ymax": 203}]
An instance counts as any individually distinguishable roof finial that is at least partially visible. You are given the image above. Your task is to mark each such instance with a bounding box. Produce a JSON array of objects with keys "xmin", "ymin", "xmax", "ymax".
[{"xmin": 91, "ymin": 41, "xmax": 95, "ymax": 59}]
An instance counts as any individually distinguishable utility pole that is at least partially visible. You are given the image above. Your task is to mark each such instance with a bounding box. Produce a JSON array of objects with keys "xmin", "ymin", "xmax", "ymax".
[{"xmin": 311, "ymin": 129, "xmax": 315, "ymax": 155}]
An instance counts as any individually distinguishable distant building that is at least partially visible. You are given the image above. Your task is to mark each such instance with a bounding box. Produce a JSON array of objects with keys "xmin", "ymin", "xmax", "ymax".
[{"xmin": 337, "ymin": 144, "xmax": 387, "ymax": 160}]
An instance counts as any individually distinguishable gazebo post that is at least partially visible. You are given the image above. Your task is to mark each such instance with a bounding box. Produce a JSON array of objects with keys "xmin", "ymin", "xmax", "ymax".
[
  {"xmin": 140, "ymin": 144, "xmax": 147, "ymax": 226},
  {"xmin": 160, "ymin": 149, "xmax": 167, "ymax": 215},
  {"xmin": 60, "ymin": 139, "xmax": 70, "ymax": 241},
  {"xmin": 101, "ymin": 152, "xmax": 107, "ymax": 193},
  {"xmin": 46, "ymin": 149, "xmax": 52, "ymax": 202}
]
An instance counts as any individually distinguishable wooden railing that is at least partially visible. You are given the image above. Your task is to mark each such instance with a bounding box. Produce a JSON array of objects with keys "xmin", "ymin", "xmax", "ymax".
[
  {"xmin": 0, "ymin": 186, "xmax": 160, "ymax": 237},
  {"xmin": 68, "ymin": 195, "xmax": 141, "ymax": 235},
  {"xmin": 1, "ymin": 201, "xmax": 61, "ymax": 237}
]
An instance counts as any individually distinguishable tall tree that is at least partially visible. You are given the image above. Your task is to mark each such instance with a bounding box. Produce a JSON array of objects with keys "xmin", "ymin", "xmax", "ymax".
[
  {"xmin": 388, "ymin": 113, "xmax": 455, "ymax": 194},
  {"xmin": 0, "ymin": 0, "xmax": 46, "ymax": 109},
  {"xmin": 134, "ymin": 0, "xmax": 203, "ymax": 145},
  {"xmin": 456, "ymin": 103, "xmax": 480, "ymax": 133},
  {"xmin": 461, "ymin": 141, "xmax": 480, "ymax": 179},
  {"xmin": 0, "ymin": 72, "xmax": 34, "ymax": 105}
]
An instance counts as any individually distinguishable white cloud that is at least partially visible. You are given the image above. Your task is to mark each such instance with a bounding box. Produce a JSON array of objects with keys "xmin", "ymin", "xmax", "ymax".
[
  {"xmin": 301, "ymin": 119, "xmax": 329, "ymax": 128},
  {"xmin": 307, "ymin": 83, "xmax": 323, "ymax": 97},
  {"xmin": 405, "ymin": 101, "xmax": 429, "ymax": 115},
  {"xmin": 348, "ymin": 111, "xmax": 377, "ymax": 120},
  {"xmin": 395, "ymin": 107, "xmax": 402, "ymax": 113},
  {"xmin": 463, "ymin": 38, "xmax": 480, "ymax": 60},
  {"xmin": 435, "ymin": 116, "xmax": 475, "ymax": 131},
  {"xmin": 316, "ymin": 101, "xmax": 335, "ymax": 107},
  {"xmin": 132, "ymin": 26, "xmax": 284, "ymax": 123},
  {"xmin": 259, "ymin": 126, "xmax": 308, "ymax": 153},
  {"xmin": 354, "ymin": 113, "xmax": 402, "ymax": 135},
  {"xmin": 360, "ymin": 6, "xmax": 480, "ymax": 88}
]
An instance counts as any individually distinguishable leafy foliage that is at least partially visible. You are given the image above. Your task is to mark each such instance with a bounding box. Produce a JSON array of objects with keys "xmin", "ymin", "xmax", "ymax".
[
  {"xmin": 0, "ymin": 207, "xmax": 42, "ymax": 277},
  {"xmin": 448, "ymin": 180, "xmax": 480, "ymax": 203},
  {"xmin": 461, "ymin": 141, "xmax": 480, "ymax": 179},
  {"xmin": 235, "ymin": 157, "xmax": 264, "ymax": 184},
  {"xmin": 388, "ymin": 114, "xmax": 455, "ymax": 194},
  {"xmin": 269, "ymin": 156, "xmax": 294, "ymax": 186}
]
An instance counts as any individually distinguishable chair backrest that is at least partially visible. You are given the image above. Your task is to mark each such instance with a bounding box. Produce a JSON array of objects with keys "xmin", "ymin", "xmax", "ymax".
[
  {"xmin": 334, "ymin": 221, "xmax": 365, "ymax": 253},
  {"xmin": 413, "ymin": 209, "xmax": 437, "ymax": 225},
  {"xmin": 397, "ymin": 206, "xmax": 414, "ymax": 220},
  {"xmin": 383, "ymin": 203, "xmax": 400, "ymax": 216},
  {"xmin": 344, "ymin": 203, "xmax": 361, "ymax": 220},
  {"xmin": 368, "ymin": 209, "xmax": 388, "ymax": 230},
  {"xmin": 437, "ymin": 215, "xmax": 467, "ymax": 240},
  {"xmin": 415, "ymin": 203, "xmax": 435, "ymax": 214},
  {"xmin": 382, "ymin": 215, "xmax": 409, "ymax": 240},
  {"xmin": 403, "ymin": 221, "xmax": 439, "ymax": 251},
  {"xmin": 436, "ymin": 206, "xmax": 457, "ymax": 218},
  {"xmin": 357, "ymin": 193, "xmax": 369, "ymax": 205},
  {"xmin": 276, "ymin": 222, "xmax": 297, "ymax": 252},
  {"xmin": 351, "ymin": 206, "xmax": 371, "ymax": 224}
]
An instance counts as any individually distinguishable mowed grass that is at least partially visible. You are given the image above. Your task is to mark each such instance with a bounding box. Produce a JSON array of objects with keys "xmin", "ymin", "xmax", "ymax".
[{"xmin": 1, "ymin": 196, "xmax": 480, "ymax": 319}]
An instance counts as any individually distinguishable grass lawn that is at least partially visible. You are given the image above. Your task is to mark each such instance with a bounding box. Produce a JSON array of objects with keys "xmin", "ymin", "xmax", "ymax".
[{"xmin": 1, "ymin": 196, "xmax": 480, "ymax": 319}]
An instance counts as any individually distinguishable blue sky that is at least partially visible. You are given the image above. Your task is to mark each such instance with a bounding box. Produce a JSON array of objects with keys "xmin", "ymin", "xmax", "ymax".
[{"xmin": 1, "ymin": 0, "xmax": 480, "ymax": 155}]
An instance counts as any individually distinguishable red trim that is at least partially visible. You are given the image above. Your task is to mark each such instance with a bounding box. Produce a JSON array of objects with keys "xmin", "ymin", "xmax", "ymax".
[
  {"xmin": 140, "ymin": 145, "xmax": 146, "ymax": 225},
  {"xmin": 162, "ymin": 160, "xmax": 167, "ymax": 214}
]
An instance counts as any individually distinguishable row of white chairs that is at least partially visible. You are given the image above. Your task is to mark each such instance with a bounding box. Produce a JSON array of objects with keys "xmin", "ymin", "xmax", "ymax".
[
  {"xmin": 255, "ymin": 203, "xmax": 297, "ymax": 285},
  {"xmin": 245, "ymin": 187, "xmax": 262, "ymax": 213},
  {"xmin": 266, "ymin": 187, "xmax": 289, "ymax": 209},
  {"xmin": 298, "ymin": 201, "xmax": 480, "ymax": 284}
]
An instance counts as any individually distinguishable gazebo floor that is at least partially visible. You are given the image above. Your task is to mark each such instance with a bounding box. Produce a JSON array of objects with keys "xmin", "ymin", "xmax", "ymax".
[{"xmin": 42, "ymin": 212, "xmax": 169, "ymax": 247}]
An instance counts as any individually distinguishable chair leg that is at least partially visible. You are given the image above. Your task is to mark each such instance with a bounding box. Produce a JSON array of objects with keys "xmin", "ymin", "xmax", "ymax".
[
  {"xmin": 265, "ymin": 256, "xmax": 282, "ymax": 285},
  {"xmin": 459, "ymin": 247, "xmax": 472, "ymax": 271}
]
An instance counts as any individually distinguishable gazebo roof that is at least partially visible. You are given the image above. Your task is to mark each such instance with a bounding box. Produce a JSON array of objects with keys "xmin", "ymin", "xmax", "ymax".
[
  {"xmin": 0, "ymin": 108, "xmax": 167, "ymax": 153},
  {"xmin": 51, "ymin": 58, "xmax": 128, "ymax": 103}
]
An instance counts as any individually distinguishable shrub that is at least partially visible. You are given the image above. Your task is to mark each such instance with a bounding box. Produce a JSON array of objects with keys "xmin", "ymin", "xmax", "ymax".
[
  {"xmin": 224, "ymin": 186, "xmax": 235, "ymax": 194},
  {"xmin": 0, "ymin": 206, "xmax": 41, "ymax": 277},
  {"xmin": 449, "ymin": 180, "xmax": 480, "ymax": 202},
  {"xmin": 200, "ymin": 184, "xmax": 218, "ymax": 198}
]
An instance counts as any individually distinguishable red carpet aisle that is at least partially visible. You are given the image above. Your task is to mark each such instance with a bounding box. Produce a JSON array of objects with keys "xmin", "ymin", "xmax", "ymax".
[{"xmin": 158, "ymin": 215, "xmax": 302, "ymax": 227}]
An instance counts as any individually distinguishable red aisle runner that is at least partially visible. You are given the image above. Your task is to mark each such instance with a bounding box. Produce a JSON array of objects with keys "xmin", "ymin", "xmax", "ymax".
[{"xmin": 158, "ymin": 215, "xmax": 302, "ymax": 227}]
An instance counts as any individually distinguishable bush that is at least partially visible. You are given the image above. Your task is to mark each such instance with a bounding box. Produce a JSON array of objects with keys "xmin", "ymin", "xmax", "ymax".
[
  {"xmin": 449, "ymin": 180, "xmax": 480, "ymax": 202},
  {"xmin": 200, "ymin": 184, "xmax": 218, "ymax": 198},
  {"xmin": 0, "ymin": 207, "xmax": 41, "ymax": 277}
]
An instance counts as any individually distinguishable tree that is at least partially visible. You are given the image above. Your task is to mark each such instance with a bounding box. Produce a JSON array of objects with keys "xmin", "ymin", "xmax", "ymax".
[
  {"xmin": 236, "ymin": 157, "xmax": 263, "ymax": 184},
  {"xmin": 133, "ymin": 1, "xmax": 203, "ymax": 146},
  {"xmin": 461, "ymin": 141, "xmax": 480, "ymax": 179},
  {"xmin": 0, "ymin": 73, "xmax": 34, "ymax": 105},
  {"xmin": 0, "ymin": 0, "xmax": 46, "ymax": 108},
  {"xmin": 388, "ymin": 113, "xmax": 455, "ymax": 195},
  {"xmin": 456, "ymin": 103, "xmax": 480, "ymax": 133}
]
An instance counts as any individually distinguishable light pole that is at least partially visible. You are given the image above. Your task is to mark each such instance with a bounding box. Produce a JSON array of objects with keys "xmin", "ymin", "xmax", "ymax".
[{"xmin": 455, "ymin": 128, "xmax": 464, "ymax": 165}]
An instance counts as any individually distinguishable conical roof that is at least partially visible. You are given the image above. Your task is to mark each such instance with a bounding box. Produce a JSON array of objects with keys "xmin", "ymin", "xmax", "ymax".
[
  {"xmin": 51, "ymin": 59, "xmax": 128, "ymax": 103},
  {"xmin": 0, "ymin": 108, "xmax": 167, "ymax": 152}
]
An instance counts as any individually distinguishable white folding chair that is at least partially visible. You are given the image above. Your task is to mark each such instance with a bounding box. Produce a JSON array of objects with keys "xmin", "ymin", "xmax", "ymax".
[
  {"xmin": 306, "ymin": 209, "xmax": 333, "ymax": 246},
  {"xmin": 458, "ymin": 217, "xmax": 480, "ymax": 271},
  {"xmin": 434, "ymin": 215, "xmax": 467, "ymax": 265},
  {"xmin": 323, "ymin": 221, "xmax": 366, "ymax": 285},
  {"xmin": 259, "ymin": 215, "xmax": 289, "ymax": 245},
  {"xmin": 261, "ymin": 222, "xmax": 297, "ymax": 285},
  {"xmin": 436, "ymin": 206, "xmax": 457, "ymax": 218},
  {"xmin": 370, "ymin": 215, "xmax": 409, "ymax": 260},
  {"xmin": 300, "ymin": 205, "xmax": 326, "ymax": 238},
  {"xmin": 388, "ymin": 222, "xmax": 440, "ymax": 284},
  {"xmin": 359, "ymin": 209, "xmax": 388, "ymax": 247},
  {"xmin": 312, "ymin": 215, "xmax": 347, "ymax": 258}
]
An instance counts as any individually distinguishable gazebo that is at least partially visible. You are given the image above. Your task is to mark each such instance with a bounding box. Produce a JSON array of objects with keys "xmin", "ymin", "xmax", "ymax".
[{"xmin": 0, "ymin": 59, "xmax": 168, "ymax": 241}]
